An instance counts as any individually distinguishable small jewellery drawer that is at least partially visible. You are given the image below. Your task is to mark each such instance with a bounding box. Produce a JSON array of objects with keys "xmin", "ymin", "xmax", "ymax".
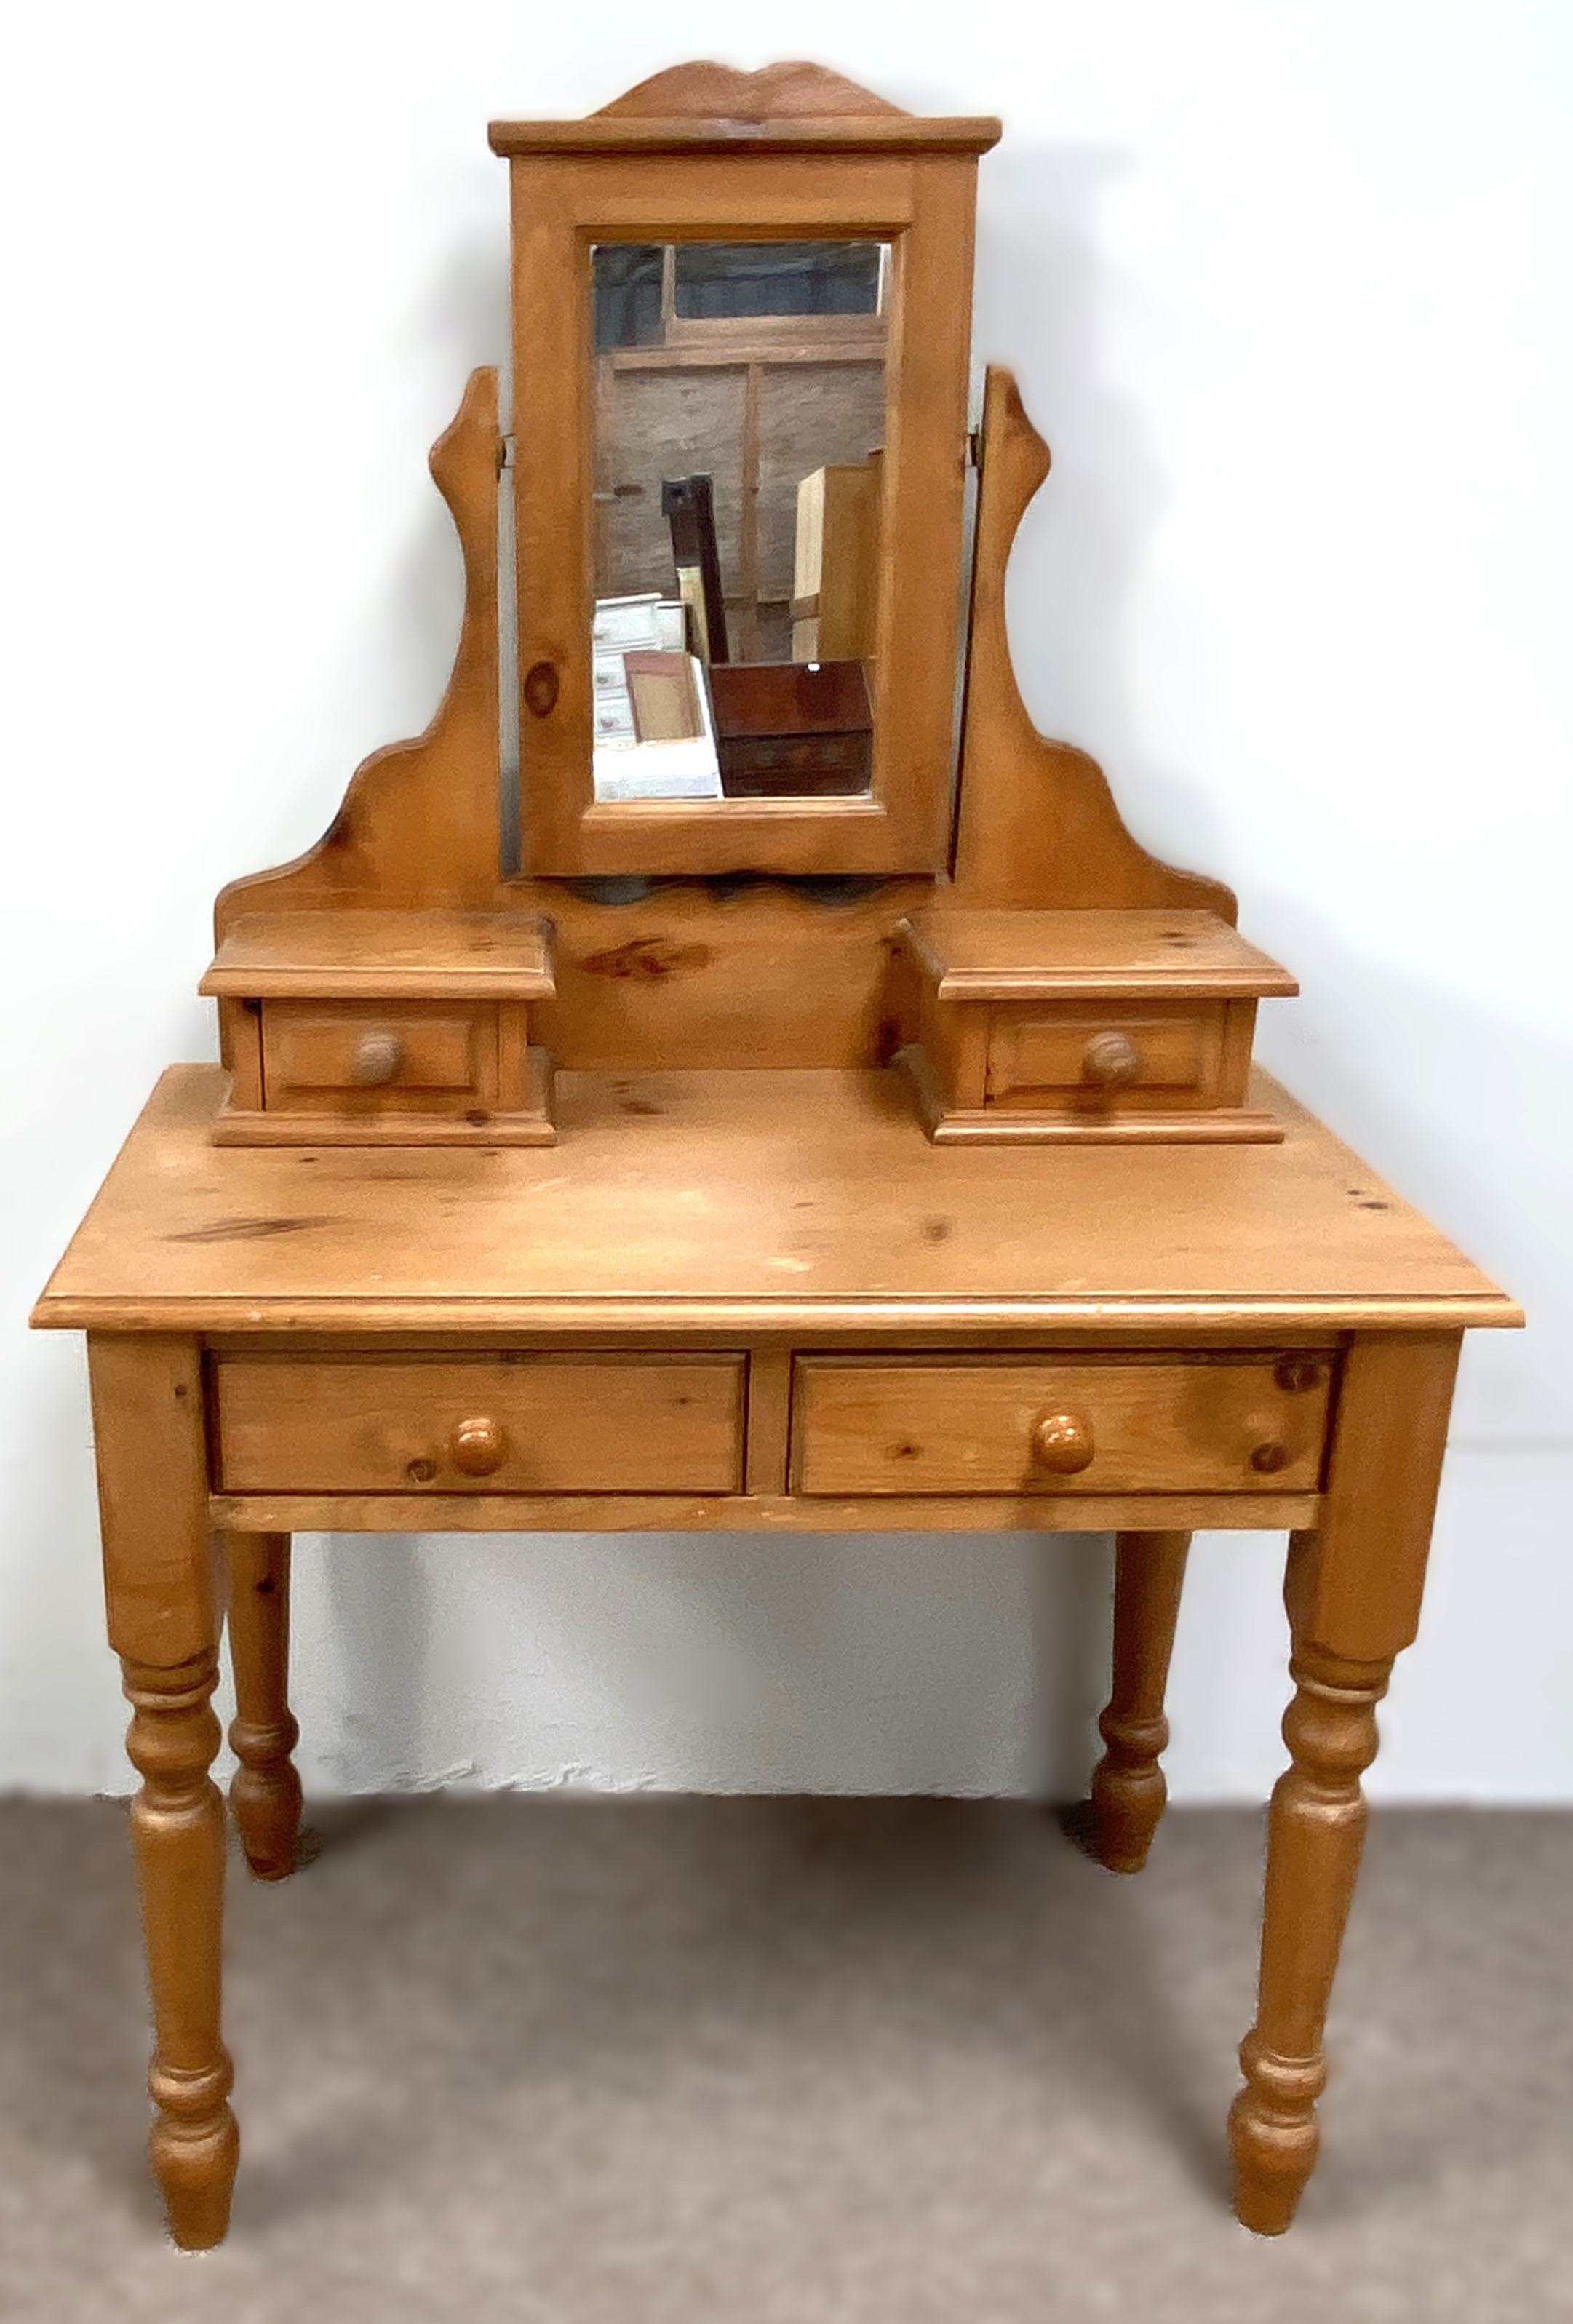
[
  {"xmin": 260, "ymin": 1001, "xmax": 498, "ymax": 1115},
  {"xmin": 213, "ymin": 1354, "xmax": 746, "ymax": 1494},
  {"xmin": 985, "ymin": 1002, "xmax": 1227, "ymax": 1110},
  {"xmin": 790, "ymin": 1354, "xmax": 1334, "ymax": 1497}
]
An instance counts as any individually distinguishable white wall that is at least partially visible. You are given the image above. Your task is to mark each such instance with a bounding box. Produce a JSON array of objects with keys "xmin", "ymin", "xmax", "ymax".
[{"xmin": 4, "ymin": 1, "xmax": 1570, "ymax": 1800}]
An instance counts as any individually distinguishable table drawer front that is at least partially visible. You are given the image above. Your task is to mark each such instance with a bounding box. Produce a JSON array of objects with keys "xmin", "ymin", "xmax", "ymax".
[
  {"xmin": 985, "ymin": 1003, "xmax": 1226, "ymax": 1110},
  {"xmin": 260, "ymin": 1001, "xmax": 498, "ymax": 1114},
  {"xmin": 214, "ymin": 1355, "xmax": 746, "ymax": 1494},
  {"xmin": 791, "ymin": 1355, "xmax": 1333, "ymax": 1496}
]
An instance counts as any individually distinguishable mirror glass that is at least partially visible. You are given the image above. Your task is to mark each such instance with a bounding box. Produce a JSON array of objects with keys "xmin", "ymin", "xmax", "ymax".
[{"xmin": 589, "ymin": 239, "xmax": 890, "ymax": 804}]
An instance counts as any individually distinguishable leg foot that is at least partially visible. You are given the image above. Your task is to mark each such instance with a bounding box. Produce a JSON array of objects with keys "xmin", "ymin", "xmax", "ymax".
[
  {"xmin": 224, "ymin": 1532, "xmax": 303, "ymax": 1880},
  {"xmin": 1086, "ymin": 1530, "xmax": 1190, "ymax": 1872},
  {"xmin": 123, "ymin": 1649, "xmax": 240, "ymax": 2248}
]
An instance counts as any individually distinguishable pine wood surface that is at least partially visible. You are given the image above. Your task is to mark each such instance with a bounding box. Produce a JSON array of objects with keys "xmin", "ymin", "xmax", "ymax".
[
  {"xmin": 33, "ymin": 1064, "xmax": 1518, "ymax": 1335},
  {"xmin": 1083, "ymin": 1529, "xmax": 1192, "ymax": 1874},
  {"xmin": 207, "ymin": 1489, "xmax": 1322, "ymax": 1535},
  {"xmin": 202, "ymin": 910, "xmax": 555, "ymax": 1000},
  {"xmin": 49, "ymin": 58, "xmax": 1524, "ymax": 2251},
  {"xmin": 214, "ymin": 1352, "xmax": 746, "ymax": 1495},
  {"xmin": 89, "ymin": 1338, "xmax": 238, "ymax": 2248},
  {"xmin": 1228, "ymin": 1334, "xmax": 1462, "ymax": 2233},
  {"xmin": 508, "ymin": 143, "xmax": 976, "ymax": 876},
  {"xmin": 790, "ymin": 1355, "xmax": 1331, "ymax": 1497},
  {"xmin": 900, "ymin": 910, "xmax": 1298, "ymax": 1000},
  {"xmin": 489, "ymin": 61, "xmax": 1001, "ymax": 155},
  {"xmin": 221, "ymin": 1532, "xmax": 302, "ymax": 1882}
]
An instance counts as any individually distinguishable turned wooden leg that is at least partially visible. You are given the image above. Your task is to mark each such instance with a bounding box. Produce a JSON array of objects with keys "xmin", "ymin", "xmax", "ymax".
[
  {"xmin": 1227, "ymin": 1631, "xmax": 1389, "ymax": 2231},
  {"xmin": 1228, "ymin": 1334, "xmax": 1462, "ymax": 2235},
  {"xmin": 1086, "ymin": 1529, "xmax": 1190, "ymax": 1872},
  {"xmin": 89, "ymin": 1334, "xmax": 241, "ymax": 2249},
  {"xmin": 122, "ymin": 1647, "xmax": 239, "ymax": 2248},
  {"xmin": 223, "ymin": 1531, "xmax": 303, "ymax": 1880}
]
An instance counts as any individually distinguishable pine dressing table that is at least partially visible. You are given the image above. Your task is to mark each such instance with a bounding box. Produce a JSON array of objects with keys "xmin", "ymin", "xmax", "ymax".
[{"xmin": 32, "ymin": 62, "xmax": 1519, "ymax": 2253}]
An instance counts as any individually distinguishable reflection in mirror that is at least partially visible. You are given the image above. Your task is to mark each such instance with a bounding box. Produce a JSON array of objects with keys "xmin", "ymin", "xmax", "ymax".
[{"xmin": 589, "ymin": 239, "xmax": 889, "ymax": 804}]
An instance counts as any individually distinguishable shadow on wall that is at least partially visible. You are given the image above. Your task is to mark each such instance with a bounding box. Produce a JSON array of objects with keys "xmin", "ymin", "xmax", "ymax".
[
  {"xmin": 293, "ymin": 1529, "xmax": 1120, "ymax": 1799},
  {"xmin": 972, "ymin": 143, "xmax": 1232, "ymax": 886},
  {"xmin": 1250, "ymin": 905, "xmax": 1566, "ymax": 1444}
]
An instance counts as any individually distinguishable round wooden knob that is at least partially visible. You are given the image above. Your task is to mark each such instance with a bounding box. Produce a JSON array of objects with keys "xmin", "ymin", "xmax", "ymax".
[
  {"xmin": 353, "ymin": 1030, "xmax": 404, "ymax": 1087},
  {"xmin": 450, "ymin": 1417, "xmax": 508, "ymax": 1477},
  {"xmin": 1083, "ymin": 1030, "xmax": 1142, "ymax": 1088},
  {"xmin": 1031, "ymin": 1409, "xmax": 1096, "ymax": 1475}
]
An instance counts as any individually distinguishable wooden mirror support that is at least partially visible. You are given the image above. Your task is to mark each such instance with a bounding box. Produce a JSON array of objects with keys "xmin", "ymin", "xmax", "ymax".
[{"xmin": 202, "ymin": 63, "xmax": 1294, "ymax": 1149}]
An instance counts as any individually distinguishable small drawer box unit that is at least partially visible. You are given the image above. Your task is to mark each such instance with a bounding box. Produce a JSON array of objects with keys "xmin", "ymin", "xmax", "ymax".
[
  {"xmin": 201, "ymin": 909, "xmax": 557, "ymax": 1145},
  {"xmin": 896, "ymin": 907, "xmax": 1298, "ymax": 1145}
]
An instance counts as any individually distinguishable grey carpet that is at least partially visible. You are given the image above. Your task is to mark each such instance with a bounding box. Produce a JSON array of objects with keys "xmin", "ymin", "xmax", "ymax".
[{"xmin": 0, "ymin": 1798, "xmax": 1569, "ymax": 2323}]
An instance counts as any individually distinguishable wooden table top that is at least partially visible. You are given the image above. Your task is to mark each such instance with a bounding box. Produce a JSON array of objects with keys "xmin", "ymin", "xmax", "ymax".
[{"xmin": 32, "ymin": 1064, "xmax": 1519, "ymax": 1338}]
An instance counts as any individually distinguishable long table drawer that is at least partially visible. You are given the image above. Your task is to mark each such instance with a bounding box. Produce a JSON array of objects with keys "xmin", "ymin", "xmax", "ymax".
[
  {"xmin": 791, "ymin": 1354, "xmax": 1333, "ymax": 1496},
  {"xmin": 214, "ymin": 1354, "xmax": 746, "ymax": 1495}
]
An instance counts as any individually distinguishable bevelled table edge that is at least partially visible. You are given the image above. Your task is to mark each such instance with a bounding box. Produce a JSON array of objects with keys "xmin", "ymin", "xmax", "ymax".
[{"xmin": 31, "ymin": 1291, "xmax": 1526, "ymax": 1334}]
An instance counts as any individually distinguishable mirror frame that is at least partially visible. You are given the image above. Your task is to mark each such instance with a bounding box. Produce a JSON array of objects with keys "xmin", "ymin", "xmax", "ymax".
[{"xmin": 492, "ymin": 68, "xmax": 999, "ymax": 878}]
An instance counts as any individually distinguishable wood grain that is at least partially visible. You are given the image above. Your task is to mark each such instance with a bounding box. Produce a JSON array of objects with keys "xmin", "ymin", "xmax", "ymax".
[
  {"xmin": 204, "ymin": 911, "xmax": 554, "ymax": 1000},
  {"xmin": 1228, "ymin": 1333, "xmax": 1462, "ymax": 2233},
  {"xmin": 900, "ymin": 910, "xmax": 1297, "ymax": 1000},
  {"xmin": 490, "ymin": 63, "xmax": 1000, "ymax": 154},
  {"xmin": 1086, "ymin": 1531, "xmax": 1192, "ymax": 1872},
  {"xmin": 89, "ymin": 1337, "xmax": 237, "ymax": 2249},
  {"xmin": 790, "ymin": 1356, "xmax": 1331, "ymax": 1497},
  {"xmin": 213, "ymin": 1353, "xmax": 747, "ymax": 1494},
  {"xmin": 208, "ymin": 1489, "xmax": 1323, "ymax": 1535},
  {"xmin": 35, "ymin": 1067, "xmax": 1520, "ymax": 1336},
  {"xmin": 509, "ymin": 142, "xmax": 976, "ymax": 875},
  {"xmin": 222, "ymin": 1531, "xmax": 302, "ymax": 1881}
]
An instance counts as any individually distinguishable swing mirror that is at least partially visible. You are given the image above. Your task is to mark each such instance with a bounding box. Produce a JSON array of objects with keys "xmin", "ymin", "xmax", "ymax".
[
  {"xmin": 589, "ymin": 238, "xmax": 890, "ymax": 808},
  {"xmin": 493, "ymin": 65, "xmax": 998, "ymax": 879}
]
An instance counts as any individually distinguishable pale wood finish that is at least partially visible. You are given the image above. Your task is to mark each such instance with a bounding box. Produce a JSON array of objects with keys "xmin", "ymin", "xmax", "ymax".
[
  {"xmin": 490, "ymin": 63, "xmax": 1001, "ymax": 154},
  {"xmin": 898, "ymin": 1033, "xmax": 1285, "ymax": 1146},
  {"xmin": 32, "ymin": 1067, "xmax": 1518, "ymax": 1337},
  {"xmin": 509, "ymin": 131, "xmax": 977, "ymax": 874},
  {"xmin": 211, "ymin": 1044, "xmax": 555, "ymax": 1148},
  {"xmin": 203, "ymin": 910, "xmax": 554, "ymax": 1000},
  {"xmin": 262, "ymin": 1000, "xmax": 499, "ymax": 1112},
  {"xmin": 895, "ymin": 910, "xmax": 1294, "ymax": 1145},
  {"xmin": 222, "ymin": 1531, "xmax": 303, "ymax": 1881},
  {"xmin": 209, "ymin": 1488, "xmax": 1321, "ymax": 1536},
  {"xmin": 1228, "ymin": 1333, "xmax": 1462, "ymax": 2234},
  {"xmin": 213, "ymin": 1352, "xmax": 746, "ymax": 1495},
  {"xmin": 1086, "ymin": 1531, "xmax": 1192, "ymax": 1873},
  {"xmin": 87, "ymin": 1337, "xmax": 237, "ymax": 2250},
  {"xmin": 744, "ymin": 1348, "xmax": 795, "ymax": 1495},
  {"xmin": 790, "ymin": 1356, "xmax": 1332, "ymax": 1497},
  {"xmin": 901, "ymin": 910, "xmax": 1297, "ymax": 1000},
  {"xmin": 44, "ymin": 63, "xmax": 1525, "ymax": 2252}
]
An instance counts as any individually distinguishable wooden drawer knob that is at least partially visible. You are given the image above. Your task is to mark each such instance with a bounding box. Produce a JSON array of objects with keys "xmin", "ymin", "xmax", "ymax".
[
  {"xmin": 450, "ymin": 1416, "xmax": 508, "ymax": 1477},
  {"xmin": 352, "ymin": 1030, "xmax": 404, "ymax": 1087},
  {"xmin": 1031, "ymin": 1409, "xmax": 1096, "ymax": 1475},
  {"xmin": 1083, "ymin": 1030, "xmax": 1142, "ymax": 1087}
]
